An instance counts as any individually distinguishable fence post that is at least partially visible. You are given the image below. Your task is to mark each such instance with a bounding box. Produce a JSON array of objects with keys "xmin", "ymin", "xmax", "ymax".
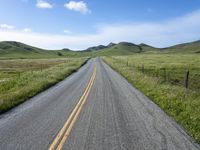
[
  {"xmin": 41, "ymin": 65, "xmax": 43, "ymax": 72},
  {"xmin": 185, "ymin": 70, "xmax": 189, "ymax": 89},
  {"xmin": 167, "ymin": 72, "xmax": 170, "ymax": 82},
  {"xmin": 163, "ymin": 68, "xmax": 166, "ymax": 81},
  {"xmin": 142, "ymin": 65, "xmax": 144, "ymax": 73},
  {"xmin": 156, "ymin": 69, "xmax": 159, "ymax": 77}
]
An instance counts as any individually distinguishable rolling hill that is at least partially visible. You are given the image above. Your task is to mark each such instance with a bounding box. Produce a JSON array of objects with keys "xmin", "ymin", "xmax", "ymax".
[
  {"xmin": 85, "ymin": 43, "xmax": 117, "ymax": 52},
  {"xmin": 89, "ymin": 42, "xmax": 158, "ymax": 56},
  {"xmin": 0, "ymin": 41, "xmax": 82, "ymax": 58},
  {"xmin": 160, "ymin": 40, "xmax": 200, "ymax": 53},
  {"xmin": 89, "ymin": 40, "xmax": 200, "ymax": 55},
  {"xmin": 0, "ymin": 40, "xmax": 199, "ymax": 59}
]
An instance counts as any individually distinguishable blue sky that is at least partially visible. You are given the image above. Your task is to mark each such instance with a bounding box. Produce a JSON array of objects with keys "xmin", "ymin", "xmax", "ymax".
[{"xmin": 0, "ymin": 0, "xmax": 200, "ymax": 49}]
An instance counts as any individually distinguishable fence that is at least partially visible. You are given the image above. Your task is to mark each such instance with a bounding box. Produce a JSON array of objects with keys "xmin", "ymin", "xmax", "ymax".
[{"xmin": 125, "ymin": 61, "xmax": 200, "ymax": 91}]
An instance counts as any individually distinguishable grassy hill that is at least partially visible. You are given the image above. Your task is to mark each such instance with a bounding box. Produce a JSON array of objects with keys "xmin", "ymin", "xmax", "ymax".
[
  {"xmin": 0, "ymin": 40, "xmax": 200, "ymax": 59},
  {"xmin": 160, "ymin": 40, "xmax": 200, "ymax": 53},
  {"xmin": 85, "ymin": 43, "xmax": 117, "ymax": 52},
  {"xmin": 0, "ymin": 41, "xmax": 83, "ymax": 59},
  {"xmin": 93, "ymin": 40, "xmax": 200, "ymax": 55},
  {"xmin": 90, "ymin": 42, "xmax": 158, "ymax": 56},
  {"xmin": 94, "ymin": 40, "xmax": 200, "ymax": 55}
]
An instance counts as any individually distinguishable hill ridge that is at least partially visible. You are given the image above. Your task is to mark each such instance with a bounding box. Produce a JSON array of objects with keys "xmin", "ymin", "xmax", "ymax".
[{"xmin": 0, "ymin": 40, "xmax": 200, "ymax": 58}]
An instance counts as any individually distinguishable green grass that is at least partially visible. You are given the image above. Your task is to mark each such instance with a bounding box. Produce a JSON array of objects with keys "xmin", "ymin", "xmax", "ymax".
[
  {"xmin": 1, "ymin": 40, "xmax": 200, "ymax": 59},
  {"xmin": 161, "ymin": 40, "xmax": 200, "ymax": 53},
  {"xmin": 113, "ymin": 54, "xmax": 200, "ymax": 91},
  {"xmin": 0, "ymin": 41, "xmax": 92, "ymax": 59},
  {"xmin": 103, "ymin": 54, "xmax": 200, "ymax": 143},
  {"xmin": 0, "ymin": 58, "xmax": 88, "ymax": 113},
  {"xmin": 89, "ymin": 42, "xmax": 157, "ymax": 56}
]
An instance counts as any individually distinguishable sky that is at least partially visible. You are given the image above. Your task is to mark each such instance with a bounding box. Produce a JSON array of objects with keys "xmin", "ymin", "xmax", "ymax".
[{"xmin": 0, "ymin": 0, "xmax": 200, "ymax": 50}]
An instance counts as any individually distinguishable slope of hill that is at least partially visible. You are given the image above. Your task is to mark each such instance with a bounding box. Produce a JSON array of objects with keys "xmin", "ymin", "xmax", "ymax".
[
  {"xmin": 139, "ymin": 43, "xmax": 158, "ymax": 52},
  {"xmin": 85, "ymin": 42, "xmax": 117, "ymax": 52},
  {"xmin": 161, "ymin": 40, "xmax": 200, "ymax": 53},
  {"xmin": 85, "ymin": 45, "xmax": 107, "ymax": 52},
  {"xmin": 0, "ymin": 41, "xmax": 78, "ymax": 58},
  {"xmin": 91, "ymin": 42, "xmax": 158, "ymax": 56},
  {"xmin": 91, "ymin": 40, "xmax": 200, "ymax": 55},
  {"xmin": 0, "ymin": 40, "xmax": 200, "ymax": 59}
]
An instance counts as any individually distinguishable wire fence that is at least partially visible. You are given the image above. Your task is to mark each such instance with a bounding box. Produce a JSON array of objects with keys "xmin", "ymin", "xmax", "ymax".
[{"xmin": 125, "ymin": 61, "xmax": 200, "ymax": 92}]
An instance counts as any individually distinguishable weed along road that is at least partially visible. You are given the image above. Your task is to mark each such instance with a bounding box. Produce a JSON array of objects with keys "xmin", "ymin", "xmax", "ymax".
[{"xmin": 0, "ymin": 58, "xmax": 199, "ymax": 150}]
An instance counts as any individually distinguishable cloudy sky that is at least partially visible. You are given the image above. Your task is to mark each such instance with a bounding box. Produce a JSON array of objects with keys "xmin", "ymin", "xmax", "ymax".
[{"xmin": 0, "ymin": 0, "xmax": 200, "ymax": 50}]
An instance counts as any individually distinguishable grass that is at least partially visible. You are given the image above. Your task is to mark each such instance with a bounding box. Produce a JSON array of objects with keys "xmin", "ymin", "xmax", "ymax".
[
  {"xmin": 103, "ymin": 54, "xmax": 200, "ymax": 143},
  {"xmin": 0, "ymin": 41, "xmax": 95, "ymax": 59},
  {"xmin": 0, "ymin": 50, "xmax": 92, "ymax": 59},
  {"xmin": 114, "ymin": 54, "xmax": 200, "ymax": 91},
  {"xmin": 0, "ymin": 58, "xmax": 88, "ymax": 113}
]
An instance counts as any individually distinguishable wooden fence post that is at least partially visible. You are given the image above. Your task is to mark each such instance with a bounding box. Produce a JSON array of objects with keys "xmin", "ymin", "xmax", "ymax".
[
  {"xmin": 163, "ymin": 68, "xmax": 166, "ymax": 81},
  {"xmin": 167, "ymin": 72, "xmax": 170, "ymax": 82},
  {"xmin": 156, "ymin": 69, "xmax": 159, "ymax": 77},
  {"xmin": 185, "ymin": 70, "xmax": 189, "ymax": 89},
  {"xmin": 142, "ymin": 65, "xmax": 144, "ymax": 73}
]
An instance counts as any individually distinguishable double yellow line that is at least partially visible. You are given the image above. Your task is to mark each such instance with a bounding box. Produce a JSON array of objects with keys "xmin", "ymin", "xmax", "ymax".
[{"xmin": 49, "ymin": 66, "xmax": 96, "ymax": 150}]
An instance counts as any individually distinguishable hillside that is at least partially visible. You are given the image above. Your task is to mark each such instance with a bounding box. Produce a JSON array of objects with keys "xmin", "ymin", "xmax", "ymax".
[
  {"xmin": 0, "ymin": 40, "xmax": 200, "ymax": 59},
  {"xmin": 85, "ymin": 45, "xmax": 107, "ymax": 52},
  {"xmin": 85, "ymin": 43, "xmax": 117, "ymax": 52},
  {"xmin": 160, "ymin": 40, "xmax": 200, "ymax": 53},
  {"xmin": 0, "ymin": 41, "xmax": 79, "ymax": 58},
  {"xmin": 90, "ymin": 40, "xmax": 200, "ymax": 55},
  {"xmin": 90, "ymin": 42, "xmax": 158, "ymax": 56}
]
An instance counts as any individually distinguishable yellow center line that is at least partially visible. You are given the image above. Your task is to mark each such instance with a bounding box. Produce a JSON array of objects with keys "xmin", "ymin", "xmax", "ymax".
[{"xmin": 48, "ymin": 65, "xmax": 96, "ymax": 150}]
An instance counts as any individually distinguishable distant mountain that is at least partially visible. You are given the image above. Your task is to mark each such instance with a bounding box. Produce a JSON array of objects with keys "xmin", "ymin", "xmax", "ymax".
[
  {"xmin": 85, "ymin": 42, "xmax": 117, "ymax": 52},
  {"xmin": 107, "ymin": 42, "xmax": 117, "ymax": 47},
  {"xmin": 85, "ymin": 45, "xmax": 107, "ymax": 52},
  {"xmin": 86, "ymin": 40, "xmax": 200, "ymax": 55},
  {"xmin": 88, "ymin": 42, "xmax": 158, "ymax": 56}
]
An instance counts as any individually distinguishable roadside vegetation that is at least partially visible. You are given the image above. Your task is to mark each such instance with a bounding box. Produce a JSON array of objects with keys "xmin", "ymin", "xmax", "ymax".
[
  {"xmin": 103, "ymin": 54, "xmax": 200, "ymax": 143},
  {"xmin": 0, "ymin": 58, "xmax": 88, "ymax": 113}
]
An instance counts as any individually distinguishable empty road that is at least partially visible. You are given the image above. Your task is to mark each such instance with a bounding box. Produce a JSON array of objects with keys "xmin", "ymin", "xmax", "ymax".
[{"xmin": 0, "ymin": 58, "xmax": 199, "ymax": 150}]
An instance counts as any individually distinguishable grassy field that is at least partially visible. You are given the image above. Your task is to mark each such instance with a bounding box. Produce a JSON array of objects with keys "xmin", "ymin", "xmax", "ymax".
[
  {"xmin": 114, "ymin": 54, "xmax": 200, "ymax": 91},
  {"xmin": 103, "ymin": 54, "xmax": 200, "ymax": 143},
  {"xmin": 0, "ymin": 58, "xmax": 88, "ymax": 113}
]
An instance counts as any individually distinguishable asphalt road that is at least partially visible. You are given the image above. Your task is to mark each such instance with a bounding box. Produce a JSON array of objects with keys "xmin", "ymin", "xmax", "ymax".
[{"xmin": 0, "ymin": 58, "xmax": 199, "ymax": 150}]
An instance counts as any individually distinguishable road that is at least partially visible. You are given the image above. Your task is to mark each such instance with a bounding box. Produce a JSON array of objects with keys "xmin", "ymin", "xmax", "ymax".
[{"xmin": 0, "ymin": 58, "xmax": 199, "ymax": 150}]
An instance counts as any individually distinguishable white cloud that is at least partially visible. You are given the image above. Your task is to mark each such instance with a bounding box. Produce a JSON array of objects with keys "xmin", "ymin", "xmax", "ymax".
[
  {"xmin": 64, "ymin": 1, "xmax": 90, "ymax": 14},
  {"xmin": 0, "ymin": 24, "xmax": 15, "ymax": 30},
  {"xmin": 36, "ymin": 0, "xmax": 53, "ymax": 9},
  {"xmin": 23, "ymin": 28, "xmax": 32, "ymax": 32},
  {"xmin": 0, "ymin": 10, "xmax": 200, "ymax": 50},
  {"xmin": 63, "ymin": 29, "xmax": 71, "ymax": 34}
]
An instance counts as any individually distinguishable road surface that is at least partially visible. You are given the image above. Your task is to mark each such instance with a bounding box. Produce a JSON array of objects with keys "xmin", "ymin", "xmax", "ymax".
[{"xmin": 0, "ymin": 58, "xmax": 199, "ymax": 150}]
